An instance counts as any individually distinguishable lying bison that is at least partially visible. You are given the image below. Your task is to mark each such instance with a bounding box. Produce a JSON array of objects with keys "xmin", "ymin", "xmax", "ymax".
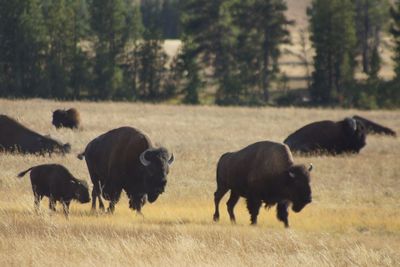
[
  {"xmin": 0, "ymin": 115, "xmax": 71, "ymax": 155},
  {"xmin": 52, "ymin": 108, "xmax": 80, "ymax": 129},
  {"xmin": 17, "ymin": 164, "xmax": 90, "ymax": 217},
  {"xmin": 213, "ymin": 141, "xmax": 312, "ymax": 227},
  {"xmin": 284, "ymin": 117, "xmax": 366, "ymax": 155},
  {"xmin": 78, "ymin": 127, "xmax": 174, "ymax": 215},
  {"xmin": 353, "ymin": 115, "xmax": 396, "ymax": 137}
]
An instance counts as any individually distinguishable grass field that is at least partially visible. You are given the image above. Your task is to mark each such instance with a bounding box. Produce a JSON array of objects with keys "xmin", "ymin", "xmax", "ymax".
[{"xmin": 0, "ymin": 99, "xmax": 399, "ymax": 266}]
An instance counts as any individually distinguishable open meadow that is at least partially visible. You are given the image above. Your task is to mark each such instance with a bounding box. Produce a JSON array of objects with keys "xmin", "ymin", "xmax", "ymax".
[{"xmin": 0, "ymin": 99, "xmax": 399, "ymax": 266}]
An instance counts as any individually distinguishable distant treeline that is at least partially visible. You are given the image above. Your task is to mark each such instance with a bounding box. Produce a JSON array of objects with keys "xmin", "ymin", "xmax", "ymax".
[{"xmin": 1, "ymin": 0, "xmax": 400, "ymax": 108}]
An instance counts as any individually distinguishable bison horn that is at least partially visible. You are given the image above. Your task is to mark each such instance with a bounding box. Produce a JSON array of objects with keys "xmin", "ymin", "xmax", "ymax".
[
  {"xmin": 289, "ymin": 171, "xmax": 295, "ymax": 178},
  {"xmin": 168, "ymin": 153, "xmax": 174, "ymax": 165},
  {"xmin": 140, "ymin": 150, "xmax": 151, "ymax": 166},
  {"xmin": 308, "ymin": 163, "xmax": 313, "ymax": 172}
]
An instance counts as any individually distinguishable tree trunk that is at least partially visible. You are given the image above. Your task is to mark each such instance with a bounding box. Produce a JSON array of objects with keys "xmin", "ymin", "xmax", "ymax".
[
  {"xmin": 262, "ymin": 30, "xmax": 270, "ymax": 103},
  {"xmin": 362, "ymin": 1, "xmax": 370, "ymax": 73}
]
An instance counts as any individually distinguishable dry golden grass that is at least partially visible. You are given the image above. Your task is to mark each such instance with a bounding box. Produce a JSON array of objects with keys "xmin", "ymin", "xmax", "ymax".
[{"xmin": 0, "ymin": 99, "xmax": 399, "ymax": 266}]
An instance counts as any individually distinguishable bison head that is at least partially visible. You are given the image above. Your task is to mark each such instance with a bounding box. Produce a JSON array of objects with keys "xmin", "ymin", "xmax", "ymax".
[
  {"xmin": 71, "ymin": 179, "xmax": 90, "ymax": 203},
  {"xmin": 52, "ymin": 110, "xmax": 67, "ymax": 128},
  {"xmin": 38, "ymin": 136, "xmax": 71, "ymax": 155},
  {"xmin": 343, "ymin": 118, "xmax": 367, "ymax": 152},
  {"xmin": 286, "ymin": 164, "xmax": 312, "ymax": 213},
  {"xmin": 139, "ymin": 147, "xmax": 174, "ymax": 203}
]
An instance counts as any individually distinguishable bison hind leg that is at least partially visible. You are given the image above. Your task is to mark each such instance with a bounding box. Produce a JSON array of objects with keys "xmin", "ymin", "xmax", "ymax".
[
  {"xmin": 226, "ymin": 191, "xmax": 240, "ymax": 223},
  {"xmin": 34, "ymin": 193, "xmax": 42, "ymax": 213},
  {"xmin": 107, "ymin": 201, "xmax": 116, "ymax": 214},
  {"xmin": 91, "ymin": 181, "xmax": 105, "ymax": 212},
  {"xmin": 276, "ymin": 202, "xmax": 289, "ymax": 228},
  {"xmin": 213, "ymin": 187, "xmax": 228, "ymax": 222}
]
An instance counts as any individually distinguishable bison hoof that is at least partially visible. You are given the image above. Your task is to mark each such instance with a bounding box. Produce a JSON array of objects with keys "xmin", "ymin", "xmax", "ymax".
[{"xmin": 213, "ymin": 215, "xmax": 219, "ymax": 222}]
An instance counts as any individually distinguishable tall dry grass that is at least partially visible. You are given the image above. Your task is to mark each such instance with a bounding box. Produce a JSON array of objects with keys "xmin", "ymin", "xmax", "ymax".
[{"xmin": 0, "ymin": 99, "xmax": 399, "ymax": 266}]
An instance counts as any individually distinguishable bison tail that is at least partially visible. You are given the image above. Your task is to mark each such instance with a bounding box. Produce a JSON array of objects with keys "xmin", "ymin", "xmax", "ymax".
[
  {"xmin": 77, "ymin": 152, "xmax": 85, "ymax": 160},
  {"xmin": 17, "ymin": 167, "xmax": 34, "ymax": 178}
]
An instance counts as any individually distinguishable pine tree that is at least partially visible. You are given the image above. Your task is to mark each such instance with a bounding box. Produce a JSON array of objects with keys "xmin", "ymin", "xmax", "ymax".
[
  {"xmin": 90, "ymin": 0, "xmax": 131, "ymax": 99},
  {"xmin": 69, "ymin": 0, "xmax": 91, "ymax": 99},
  {"xmin": 42, "ymin": 0, "xmax": 76, "ymax": 98},
  {"xmin": 136, "ymin": 0, "xmax": 169, "ymax": 100},
  {"xmin": 181, "ymin": 0, "xmax": 241, "ymax": 105},
  {"xmin": 232, "ymin": 0, "xmax": 291, "ymax": 103},
  {"xmin": 0, "ymin": 0, "xmax": 47, "ymax": 97},
  {"xmin": 390, "ymin": 1, "xmax": 400, "ymax": 79},
  {"xmin": 354, "ymin": 0, "xmax": 389, "ymax": 77},
  {"xmin": 308, "ymin": 0, "xmax": 357, "ymax": 104}
]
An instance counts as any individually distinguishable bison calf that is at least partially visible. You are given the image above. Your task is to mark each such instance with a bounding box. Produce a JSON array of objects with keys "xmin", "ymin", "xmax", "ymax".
[
  {"xmin": 17, "ymin": 164, "xmax": 90, "ymax": 217},
  {"xmin": 52, "ymin": 108, "xmax": 80, "ymax": 129},
  {"xmin": 213, "ymin": 141, "xmax": 313, "ymax": 228}
]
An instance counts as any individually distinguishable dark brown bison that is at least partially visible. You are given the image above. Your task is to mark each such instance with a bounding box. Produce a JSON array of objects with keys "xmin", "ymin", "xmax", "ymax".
[
  {"xmin": 77, "ymin": 127, "xmax": 174, "ymax": 215},
  {"xmin": 52, "ymin": 108, "xmax": 80, "ymax": 129},
  {"xmin": 17, "ymin": 164, "xmax": 90, "ymax": 217},
  {"xmin": 0, "ymin": 115, "xmax": 71, "ymax": 155},
  {"xmin": 283, "ymin": 118, "xmax": 366, "ymax": 155},
  {"xmin": 353, "ymin": 115, "xmax": 396, "ymax": 137},
  {"xmin": 213, "ymin": 141, "xmax": 312, "ymax": 227}
]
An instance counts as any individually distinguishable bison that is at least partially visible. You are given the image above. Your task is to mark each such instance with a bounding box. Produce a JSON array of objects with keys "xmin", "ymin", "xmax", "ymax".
[
  {"xmin": 353, "ymin": 115, "xmax": 396, "ymax": 137},
  {"xmin": 0, "ymin": 115, "xmax": 71, "ymax": 155},
  {"xmin": 17, "ymin": 164, "xmax": 90, "ymax": 217},
  {"xmin": 213, "ymin": 141, "xmax": 312, "ymax": 227},
  {"xmin": 52, "ymin": 108, "xmax": 80, "ymax": 129},
  {"xmin": 283, "ymin": 117, "xmax": 366, "ymax": 155},
  {"xmin": 77, "ymin": 127, "xmax": 174, "ymax": 215}
]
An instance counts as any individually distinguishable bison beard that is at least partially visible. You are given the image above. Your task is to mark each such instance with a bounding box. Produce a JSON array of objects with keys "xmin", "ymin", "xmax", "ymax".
[
  {"xmin": 213, "ymin": 141, "xmax": 313, "ymax": 228},
  {"xmin": 78, "ymin": 127, "xmax": 174, "ymax": 216}
]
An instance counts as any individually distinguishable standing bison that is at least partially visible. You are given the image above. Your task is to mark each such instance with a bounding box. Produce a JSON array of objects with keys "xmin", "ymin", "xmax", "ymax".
[
  {"xmin": 52, "ymin": 108, "xmax": 80, "ymax": 129},
  {"xmin": 0, "ymin": 115, "xmax": 71, "ymax": 155},
  {"xmin": 78, "ymin": 127, "xmax": 174, "ymax": 215},
  {"xmin": 284, "ymin": 118, "xmax": 366, "ymax": 155},
  {"xmin": 17, "ymin": 164, "xmax": 90, "ymax": 217},
  {"xmin": 213, "ymin": 141, "xmax": 312, "ymax": 227}
]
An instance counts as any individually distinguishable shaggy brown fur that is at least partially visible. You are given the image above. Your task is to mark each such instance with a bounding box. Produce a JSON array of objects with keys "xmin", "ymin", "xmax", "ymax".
[
  {"xmin": 17, "ymin": 164, "xmax": 90, "ymax": 217},
  {"xmin": 77, "ymin": 127, "xmax": 174, "ymax": 215},
  {"xmin": 284, "ymin": 118, "xmax": 366, "ymax": 155},
  {"xmin": 0, "ymin": 115, "xmax": 70, "ymax": 155},
  {"xmin": 213, "ymin": 141, "xmax": 312, "ymax": 227},
  {"xmin": 52, "ymin": 108, "xmax": 80, "ymax": 129}
]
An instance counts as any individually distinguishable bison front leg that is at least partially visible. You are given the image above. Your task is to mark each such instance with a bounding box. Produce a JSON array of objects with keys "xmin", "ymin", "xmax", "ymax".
[
  {"xmin": 246, "ymin": 197, "xmax": 261, "ymax": 225},
  {"xmin": 227, "ymin": 191, "xmax": 240, "ymax": 223},
  {"xmin": 276, "ymin": 202, "xmax": 289, "ymax": 228},
  {"xmin": 49, "ymin": 196, "xmax": 56, "ymax": 212},
  {"xmin": 62, "ymin": 201, "xmax": 70, "ymax": 218},
  {"xmin": 277, "ymin": 202, "xmax": 289, "ymax": 228},
  {"xmin": 107, "ymin": 201, "xmax": 116, "ymax": 214},
  {"xmin": 213, "ymin": 187, "xmax": 228, "ymax": 222}
]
